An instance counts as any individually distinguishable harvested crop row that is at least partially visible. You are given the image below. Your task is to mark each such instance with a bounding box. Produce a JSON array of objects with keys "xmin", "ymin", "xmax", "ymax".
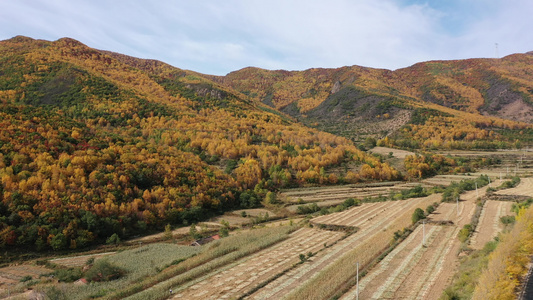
[
  {"xmin": 275, "ymin": 195, "xmax": 438, "ymax": 300},
  {"xmin": 341, "ymin": 224, "xmax": 456, "ymax": 299},
  {"xmin": 170, "ymin": 228, "xmax": 344, "ymax": 300},
  {"xmin": 312, "ymin": 200, "xmax": 405, "ymax": 227},
  {"xmin": 250, "ymin": 199, "xmax": 424, "ymax": 299}
]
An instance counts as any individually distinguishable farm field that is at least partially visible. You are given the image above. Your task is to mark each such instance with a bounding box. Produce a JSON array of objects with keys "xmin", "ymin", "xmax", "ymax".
[
  {"xmin": 341, "ymin": 224, "xmax": 457, "ymax": 300},
  {"xmin": 0, "ymin": 264, "xmax": 52, "ymax": 295},
  {"xmin": 169, "ymin": 228, "xmax": 344, "ymax": 300},
  {"xmin": 495, "ymin": 177, "xmax": 533, "ymax": 198},
  {"xmin": 50, "ymin": 252, "xmax": 116, "ymax": 268},
  {"xmin": 339, "ymin": 178, "xmax": 501, "ymax": 299},
  {"xmin": 470, "ymin": 200, "xmax": 514, "ymax": 250},
  {"xmin": 370, "ymin": 146, "xmax": 415, "ymax": 159},
  {"xmin": 421, "ymin": 174, "xmax": 479, "ymax": 187},
  {"xmin": 255, "ymin": 195, "xmax": 438, "ymax": 300},
  {"xmin": 3, "ymin": 173, "xmax": 530, "ymax": 300},
  {"xmin": 282, "ymin": 181, "xmax": 429, "ymax": 208}
]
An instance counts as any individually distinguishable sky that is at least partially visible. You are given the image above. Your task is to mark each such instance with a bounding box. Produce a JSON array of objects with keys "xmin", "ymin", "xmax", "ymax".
[{"xmin": 1, "ymin": 0, "xmax": 532, "ymax": 75}]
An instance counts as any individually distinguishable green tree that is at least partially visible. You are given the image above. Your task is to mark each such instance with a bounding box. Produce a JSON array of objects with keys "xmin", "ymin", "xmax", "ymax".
[
  {"xmin": 164, "ymin": 224, "xmax": 173, "ymax": 240},
  {"xmin": 50, "ymin": 233, "xmax": 67, "ymax": 250},
  {"xmin": 219, "ymin": 220, "xmax": 230, "ymax": 237},
  {"xmin": 412, "ymin": 208, "xmax": 426, "ymax": 224},
  {"xmin": 106, "ymin": 233, "xmax": 121, "ymax": 245},
  {"xmin": 189, "ymin": 224, "xmax": 200, "ymax": 239}
]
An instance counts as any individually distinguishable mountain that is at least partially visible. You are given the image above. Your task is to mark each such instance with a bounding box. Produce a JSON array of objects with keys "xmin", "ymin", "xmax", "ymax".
[
  {"xmin": 0, "ymin": 36, "xmax": 398, "ymax": 251},
  {"xmin": 210, "ymin": 53, "xmax": 533, "ymax": 148}
]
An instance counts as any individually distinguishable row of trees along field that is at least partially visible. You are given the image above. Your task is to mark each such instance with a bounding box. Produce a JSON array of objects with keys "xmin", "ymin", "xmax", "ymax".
[{"xmin": 0, "ymin": 36, "xmax": 401, "ymax": 251}]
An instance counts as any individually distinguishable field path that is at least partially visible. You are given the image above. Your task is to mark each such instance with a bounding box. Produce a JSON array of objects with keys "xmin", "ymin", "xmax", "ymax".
[
  {"xmin": 470, "ymin": 200, "xmax": 514, "ymax": 250},
  {"xmin": 169, "ymin": 228, "xmax": 344, "ymax": 300}
]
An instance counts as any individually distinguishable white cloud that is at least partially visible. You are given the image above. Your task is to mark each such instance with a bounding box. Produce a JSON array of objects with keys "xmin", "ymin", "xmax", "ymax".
[{"xmin": 0, "ymin": 0, "xmax": 531, "ymax": 75}]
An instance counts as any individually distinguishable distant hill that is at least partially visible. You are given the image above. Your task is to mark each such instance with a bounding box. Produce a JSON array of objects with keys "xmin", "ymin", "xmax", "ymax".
[
  {"xmin": 0, "ymin": 36, "xmax": 398, "ymax": 251},
  {"xmin": 209, "ymin": 53, "xmax": 533, "ymax": 148}
]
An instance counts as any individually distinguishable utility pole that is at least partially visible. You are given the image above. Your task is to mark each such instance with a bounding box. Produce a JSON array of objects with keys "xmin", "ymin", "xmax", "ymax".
[
  {"xmin": 457, "ymin": 197, "xmax": 459, "ymax": 218},
  {"xmin": 495, "ymin": 43, "xmax": 499, "ymax": 58},
  {"xmin": 475, "ymin": 182, "xmax": 479, "ymax": 198},
  {"xmin": 422, "ymin": 220, "xmax": 426, "ymax": 247},
  {"xmin": 356, "ymin": 261, "xmax": 359, "ymax": 300}
]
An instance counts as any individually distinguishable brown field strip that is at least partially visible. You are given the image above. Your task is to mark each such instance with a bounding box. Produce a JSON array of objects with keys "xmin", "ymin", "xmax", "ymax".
[
  {"xmin": 369, "ymin": 146, "xmax": 415, "ymax": 159},
  {"xmin": 0, "ymin": 265, "xmax": 52, "ymax": 286},
  {"xmin": 495, "ymin": 177, "xmax": 533, "ymax": 198},
  {"xmin": 470, "ymin": 200, "xmax": 514, "ymax": 250}
]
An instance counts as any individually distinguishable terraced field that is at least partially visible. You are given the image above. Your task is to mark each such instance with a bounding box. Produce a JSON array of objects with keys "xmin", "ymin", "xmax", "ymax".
[
  {"xmin": 255, "ymin": 195, "xmax": 438, "ymax": 300},
  {"xmin": 282, "ymin": 182, "xmax": 432, "ymax": 213},
  {"xmin": 338, "ymin": 179, "xmax": 500, "ymax": 299},
  {"xmin": 470, "ymin": 200, "xmax": 514, "ymax": 250},
  {"xmin": 0, "ymin": 264, "xmax": 52, "ymax": 295},
  {"xmin": 50, "ymin": 252, "xmax": 116, "ymax": 268},
  {"xmin": 495, "ymin": 177, "xmax": 533, "ymax": 198},
  {"xmin": 170, "ymin": 228, "xmax": 344, "ymax": 300},
  {"xmin": 342, "ymin": 224, "xmax": 457, "ymax": 300}
]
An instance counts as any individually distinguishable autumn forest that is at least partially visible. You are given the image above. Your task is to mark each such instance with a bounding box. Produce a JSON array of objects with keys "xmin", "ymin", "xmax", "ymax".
[{"xmin": 1, "ymin": 36, "xmax": 532, "ymax": 252}]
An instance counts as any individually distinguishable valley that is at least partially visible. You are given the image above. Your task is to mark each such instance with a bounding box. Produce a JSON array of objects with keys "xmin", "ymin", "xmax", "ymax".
[
  {"xmin": 1, "ymin": 36, "xmax": 533, "ymax": 299},
  {"xmin": 2, "ymin": 151, "xmax": 532, "ymax": 300}
]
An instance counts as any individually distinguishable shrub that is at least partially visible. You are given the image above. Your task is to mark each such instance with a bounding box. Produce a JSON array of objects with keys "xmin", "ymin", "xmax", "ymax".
[
  {"xmin": 164, "ymin": 224, "xmax": 173, "ymax": 240},
  {"xmin": 412, "ymin": 208, "xmax": 426, "ymax": 224},
  {"xmin": 52, "ymin": 268, "xmax": 82, "ymax": 282},
  {"xmin": 426, "ymin": 204, "xmax": 435, "ymax": 214},
  {"xmin": 85, "ymin": 259, "xmax": 125, "ymax": 282},
  {"xmin": 106, "ymin": 233, "xmax": 121, "ymax": 245},
  {"xmin": 297, "ymin": 203, "xmax": 320, "ymax": 214},
  {"xmin": 458, "ymin": 224, "xmax": 473, "ymax": 243},
  {"xmin": 500, "ymin": 215, "xmax": 515, "ymax": 225},
  {"xmin": 20, "ymin": 275, "xmax": 33, "ymax": 282}
]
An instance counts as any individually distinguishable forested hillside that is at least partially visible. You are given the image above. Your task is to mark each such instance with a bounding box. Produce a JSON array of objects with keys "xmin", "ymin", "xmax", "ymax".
[
  {"xmin": 0, "ymin": 36, "xmax": 399, "ymax": 251},
  {"xmin": 211, "ymin": 52, "xmax": 533, "ymax": 149}
]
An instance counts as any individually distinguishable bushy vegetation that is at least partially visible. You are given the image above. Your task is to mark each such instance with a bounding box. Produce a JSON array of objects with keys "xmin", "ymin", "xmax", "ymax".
[
  {"xmin": 512, "ymin": 197, "xmax": 533, "ymax": 214},
  {"xmin": 297, "ymin": 197, "xmax": 361, "ymax": 215},
  {"xmin": 441, "ymin": 175, "xmax": 490, "ymax": 202},
  {"xmin": 441, "ymin": 240, "xmax": 499, "ymax": 300},
  {"xmin": 500, "ymin": 176, "xmax": 521, "ymax": 189},
  {"xmin": 84, "ymin": 259, "xmax": 125, "ymax": 282},
  {"xmin": 472, "ymin": 206, "xmax": 533, "ymax": 299},
  {"xmin": 458, "ymin": 224, "xmax": 473, "ymax": 243},
  {"xmin": 411, "ymin": 208, "xmax": 426, "ymax": 224}
]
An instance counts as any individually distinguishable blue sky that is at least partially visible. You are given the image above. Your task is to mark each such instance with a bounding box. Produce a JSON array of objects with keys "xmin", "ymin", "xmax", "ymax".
[{"xmin": 1, "ymin": 0, "xmax": 532, "ymax": 75}]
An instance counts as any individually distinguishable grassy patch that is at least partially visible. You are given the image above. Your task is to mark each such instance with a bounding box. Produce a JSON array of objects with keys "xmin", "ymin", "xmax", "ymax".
[{"xmin": 440, "ymin": 240, "xmax": 499, "ymax": 300}]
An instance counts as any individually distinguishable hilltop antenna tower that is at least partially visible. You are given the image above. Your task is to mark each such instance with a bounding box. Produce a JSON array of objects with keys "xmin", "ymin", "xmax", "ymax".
[{"xmin": 495, "ymin": 43, "xmax": 499, "ymax": 58}]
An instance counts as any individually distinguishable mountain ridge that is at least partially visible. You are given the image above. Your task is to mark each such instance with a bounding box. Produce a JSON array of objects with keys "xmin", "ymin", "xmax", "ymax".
[{"xmin": 0, "ymin": 35, "xmax": 407, "ymax": 251}]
